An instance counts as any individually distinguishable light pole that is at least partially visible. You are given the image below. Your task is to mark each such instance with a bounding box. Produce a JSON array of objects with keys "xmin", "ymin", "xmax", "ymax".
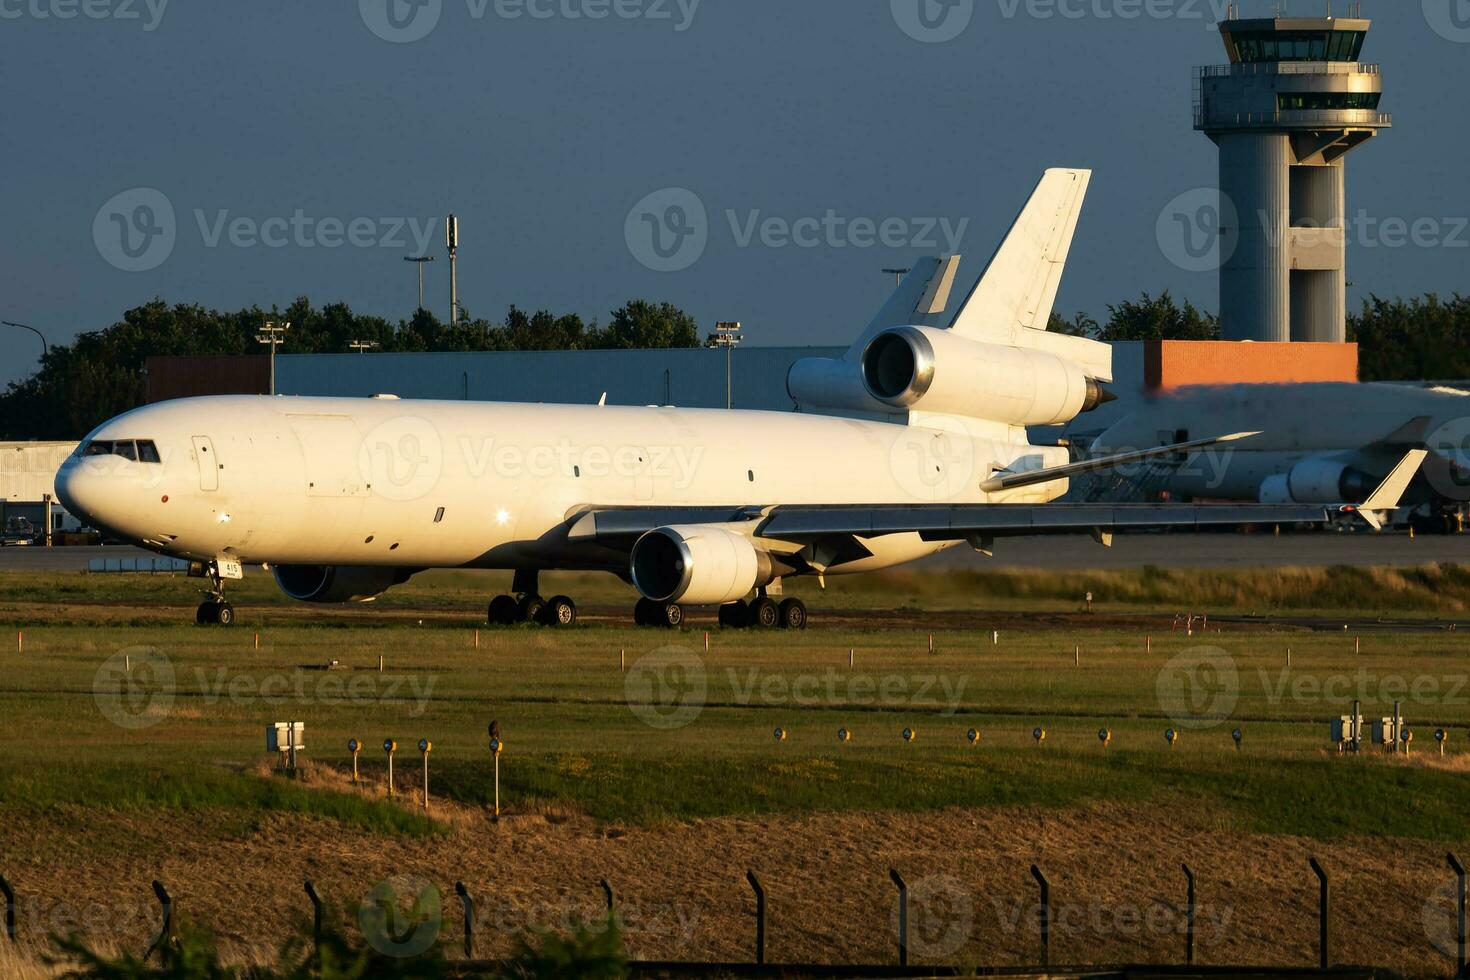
[
  {"xmin": 708, "ymin": 321, "xmax": 742, "ymax": 410},
  {"xmin": 882, "ymin": 267, "xmax": 911, "ymax": 286},
  {"xmin": 404, "ymin": 255, "xmax": 434, "ymax": 312},
  {"xmin": 349, "ymin": 340, "xmax": 379, "ymax": 354},
  {"xmin": 2, "ymin": 320, "xmax": 48, "ymax": 360},
  {"xmin": 255, "ymin": 320, "xmax": 290, "ymax": 396},
  {"xmin": 445, "ymin": 215, "xmax": 460, "ymax": 326}
]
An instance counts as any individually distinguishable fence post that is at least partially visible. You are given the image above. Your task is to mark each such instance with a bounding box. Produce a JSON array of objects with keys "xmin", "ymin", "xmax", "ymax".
[
  {"xmin": 889, "ymin": 869, "xmax": 907, "ymax": 967},
  {"xmin": 746, "ymin": 871, "xmax": 766, "ymax": 966},
  {"xmin": 1309, "ymin": 856, "xmax": 1329, "ymax": 969},
  {"xmin": 144, "ymin": 880, "xmax": 173, "ymax": 964},
  {"xmin": 1450, "ymin": 852, "xmax": 1467, "ymax": 978},
  {"xmin": 599, "ymin": 878, "xmax": 615, "ymax": 915},
  {"xmin": 454, "ymin": 882, "xmax": 474, "ymax": 959},
  {"xmin": 1031, "ymin": 865, "xmax": 1051, "ymax": 967},
  {"xmin": 1182, "ymin": 863, "xmax": 1196, "ymax": 966},
  {"xmin": 0, "ymin": 874, "xmax": 13, "ymax": 943},
  {"xmin": 304, "ymin": 880, "xmax": 323, "ymax": 962}
]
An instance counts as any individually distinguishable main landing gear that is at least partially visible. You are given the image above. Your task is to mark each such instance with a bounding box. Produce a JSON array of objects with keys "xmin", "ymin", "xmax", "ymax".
[
  {"xmin": 487, "ymin": 570, "xmax": 577, "ymax": 628},
  {"xmin": 195, "ymin": 562, "xmax": 235, "ymax": 626},
  {"xmin": 638, "ymin": 592, "xmax": 808, "ymax": 630}
]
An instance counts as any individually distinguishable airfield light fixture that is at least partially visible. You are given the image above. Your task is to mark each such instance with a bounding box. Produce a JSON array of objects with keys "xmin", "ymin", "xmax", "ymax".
[
  {"xmin": 2, "ymin": 320, "xmax": 48, "ymax": 359},
  {"xmin": 403, "ymin": 254, "xmax": 435, "ymax": 312},
  {"xmin": 773, "ymin": 727, "xmax": 787, "ymax": 742},
  {"xmin": 384, "ymin": 738, "xmax": 398, "ymax": 798},
  {"xmin": 1032, "ymin": 727, "xmax": 1046, "ymax": 746},
  {"xmin": 254, "ymin": 320, "xmax": 291, "ymax": 396},
  {"xmin": 902, "ymin": 727, "xmax": 917, "ymax": 744},
  {"xmin": 837, "ymin": 727, "xmax": 851, "ymax": 743},
  {"xmin": 348, "ymin": 738, "xmax": 361, "ymax": 783},
  {"xmin": 1232, "ymin": 728, "xmax": 1243, "ymax": 751},
  {"xmin": 418, "ymin": 740, "xmax": 433, "ymax": 810},
  {"xmin": 1435, "ymin": 728, "xmax": 1448, "ymax": 757},
  {"xmin": 966, "ymin": 728, "xmax": 980, "ymax": 746},
  {"xmin": 488, "ymin": 721, "xmax": 503, "ymax": 818},
  {"xmin": 1165, "ymin": 729, "xmax": 1179, "ymax": 749},
  {"xmin": 1098, "ymin": 728, "xmax": 1111, "ymax": 748}
]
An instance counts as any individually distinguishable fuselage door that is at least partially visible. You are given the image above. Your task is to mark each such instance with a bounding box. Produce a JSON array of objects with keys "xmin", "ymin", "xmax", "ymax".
[{"xmin": 191, "ymin": 436, "xmax": 219, "ymax": 492}]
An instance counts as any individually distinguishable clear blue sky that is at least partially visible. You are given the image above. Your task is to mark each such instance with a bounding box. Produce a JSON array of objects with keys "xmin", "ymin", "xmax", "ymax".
[{"xmin": 2, "ymin": 0, "xmax": 1465, "ymax": 386}]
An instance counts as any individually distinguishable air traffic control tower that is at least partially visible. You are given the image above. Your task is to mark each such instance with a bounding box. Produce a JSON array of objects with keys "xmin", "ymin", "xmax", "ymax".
[{"xmin": 1195, "ymin": 5, "xmax": 1389, "ymax": 343}]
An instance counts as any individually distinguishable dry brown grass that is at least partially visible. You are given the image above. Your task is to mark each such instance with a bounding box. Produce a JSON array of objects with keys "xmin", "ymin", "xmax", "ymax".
[{"xmin": 0, "ymin": 802, "xmax": 1462, "ymax": 977}]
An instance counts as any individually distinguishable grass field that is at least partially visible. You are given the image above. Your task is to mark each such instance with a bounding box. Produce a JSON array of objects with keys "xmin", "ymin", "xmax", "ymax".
[{"xmin": 1, "ymin": 564, "xmax": 1469, "ymax": 975}]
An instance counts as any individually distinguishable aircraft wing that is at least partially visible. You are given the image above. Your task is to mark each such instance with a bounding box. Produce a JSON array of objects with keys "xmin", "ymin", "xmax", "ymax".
[
  {"xmin": 980, "ymin": 431, "xmax": 1260, "ymax": 493},
  {"xmin": 567, "ymin": 451, "xmax": 1425, "ymax": 555}
]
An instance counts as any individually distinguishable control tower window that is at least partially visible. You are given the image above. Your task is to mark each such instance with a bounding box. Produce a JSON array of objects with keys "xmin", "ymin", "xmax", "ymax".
[
  {"xmin": 1232, "ymin": 30, "xmax": 1363, "ymax": 63},
  {"xmin": 1278, "ymin": 92, "xmax": 1381, "ymax": 111}
]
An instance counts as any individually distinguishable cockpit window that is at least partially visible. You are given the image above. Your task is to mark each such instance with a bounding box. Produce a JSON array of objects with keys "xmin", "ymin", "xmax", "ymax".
[{"xmin": 79, "ymin": 439, "xmax": 162, "ymax": 463}]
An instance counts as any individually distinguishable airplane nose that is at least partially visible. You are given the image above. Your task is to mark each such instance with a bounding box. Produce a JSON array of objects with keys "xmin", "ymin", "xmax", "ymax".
[{"xmin": 54, "ymin": 457, "xmax": 105, "ymax": 528}]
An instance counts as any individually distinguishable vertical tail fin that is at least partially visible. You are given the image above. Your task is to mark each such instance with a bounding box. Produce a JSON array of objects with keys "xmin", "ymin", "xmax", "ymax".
[
  {"xmin": 842, "ymin": 255, "xmax": 962, "ymax": 362},
  {"xmin": 949, "ymin": 168, "xmax": 1092, "ymax": 339}
]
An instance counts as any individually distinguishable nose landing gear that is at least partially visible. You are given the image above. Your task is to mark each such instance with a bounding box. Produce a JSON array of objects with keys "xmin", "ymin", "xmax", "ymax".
[{"xmin": 194, "ymin": 562, "xmax": 236, "ymax": 626}]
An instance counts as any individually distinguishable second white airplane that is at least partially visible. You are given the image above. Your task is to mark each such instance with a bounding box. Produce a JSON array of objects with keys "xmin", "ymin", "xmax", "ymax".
[{"xmin": 55, "ymin": 170, "xmax": 1422, "ymax": 628}]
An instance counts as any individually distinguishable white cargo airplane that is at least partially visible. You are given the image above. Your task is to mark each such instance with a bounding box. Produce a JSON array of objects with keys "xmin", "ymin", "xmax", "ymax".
[{"xmin": 54, "ymin": 170, "xmax": 1423, "ymax": 628}]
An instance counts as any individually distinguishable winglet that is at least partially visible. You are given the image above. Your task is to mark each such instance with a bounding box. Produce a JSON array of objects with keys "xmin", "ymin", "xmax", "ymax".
[{"xmin": 1354, "ymin": 449, "xmax": 1427, "ymax": 530}]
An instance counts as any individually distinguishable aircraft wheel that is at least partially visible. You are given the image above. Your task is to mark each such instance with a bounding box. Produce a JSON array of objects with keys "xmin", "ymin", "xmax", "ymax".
[
  {"xmin": 487, "ymin": 594, "xmax": 519, "ymax": 625},
  {"xmin": 658, "ymin": 603, "xmax": 685, "ymax": 629},
  {"xmin": 634, "ymin": 598, "xmax": 658, "ymax": 627},
  {"xmin": 518, "ymin": 594, "xmax": 547, "ymax": 624},
  {"xmin": 777, "ymin": 597, "xmax": 807, "ymax": 630},
  {"xmin": 215, "ymin": 601, "xmax": 236, "ymax": 627},
  {"xmin": 749, "ymin": 597, "xmax": 779, "ymax": 629},
  {"xmin": 195, "ymin": 601, "xmax": 219, "ymax": 625},
  {"xmin": 542, "ymin": 595, "xmax": 577, "ymax": 627},
  {"xmin": 718, "ymin": 600, "xmax": 748, "ymax": 629}
]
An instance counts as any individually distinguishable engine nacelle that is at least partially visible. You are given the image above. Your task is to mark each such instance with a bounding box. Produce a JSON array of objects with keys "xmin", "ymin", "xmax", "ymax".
[
  {"xmin": 630, "ymin": 525, "xmax": 775, "ymax": 605},
  {"xmin": 859, "ymin": 325, "xmax": 1110, "ymax": 426},
  {"xmin": 273, "ymin": 564, "xmax": 412, "ymax": 603},
  {"xmin": 1259, "ymin": 458, "xmax": 1376, "ymax": 504},
  {"xmin": 786, "ymin": 356, "xmax": 895, "ymax": 414}
]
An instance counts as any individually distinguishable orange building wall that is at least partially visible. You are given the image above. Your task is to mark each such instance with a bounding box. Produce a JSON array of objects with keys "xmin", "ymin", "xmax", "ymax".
[{"xmin": 1144, "ymin": 341, "xmax": 1358, "ymax": 389}]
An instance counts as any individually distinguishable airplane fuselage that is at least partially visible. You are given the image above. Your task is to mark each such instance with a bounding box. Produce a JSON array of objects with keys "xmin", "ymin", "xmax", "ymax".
[{"xmin": 56, "ymin": 394, "xmax": 1066, "ymax": 578}]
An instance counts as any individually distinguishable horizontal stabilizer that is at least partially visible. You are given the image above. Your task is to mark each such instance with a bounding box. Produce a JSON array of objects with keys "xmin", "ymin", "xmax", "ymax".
[
  {"xmin": 980, "ymin": 431, "xmax": 1260, "ymax": 494},
  {"xmin": 1356, "ymin": 449, "xmax": 1427, "ymax": 530}
]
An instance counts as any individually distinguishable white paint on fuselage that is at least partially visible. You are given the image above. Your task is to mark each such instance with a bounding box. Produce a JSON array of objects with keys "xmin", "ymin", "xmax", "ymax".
[{"xmin": 55, "ymin": 395, "xmax": 1068, "ymax": 578}]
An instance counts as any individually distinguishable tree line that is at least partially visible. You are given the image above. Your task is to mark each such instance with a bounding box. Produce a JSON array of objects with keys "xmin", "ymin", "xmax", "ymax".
[
  {"xmin": 0, "ymin": 298, "xmax": 700, "ymax": 439},
  {"xmin": 2, "ymin": 291, "xmax": 1465, "ymax": 440}
]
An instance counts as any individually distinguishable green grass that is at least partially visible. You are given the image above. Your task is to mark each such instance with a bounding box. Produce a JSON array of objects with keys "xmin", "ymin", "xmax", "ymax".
[{"xmin": 2, "ymin": 566, "xmax": 1470, "ymax": 846}]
